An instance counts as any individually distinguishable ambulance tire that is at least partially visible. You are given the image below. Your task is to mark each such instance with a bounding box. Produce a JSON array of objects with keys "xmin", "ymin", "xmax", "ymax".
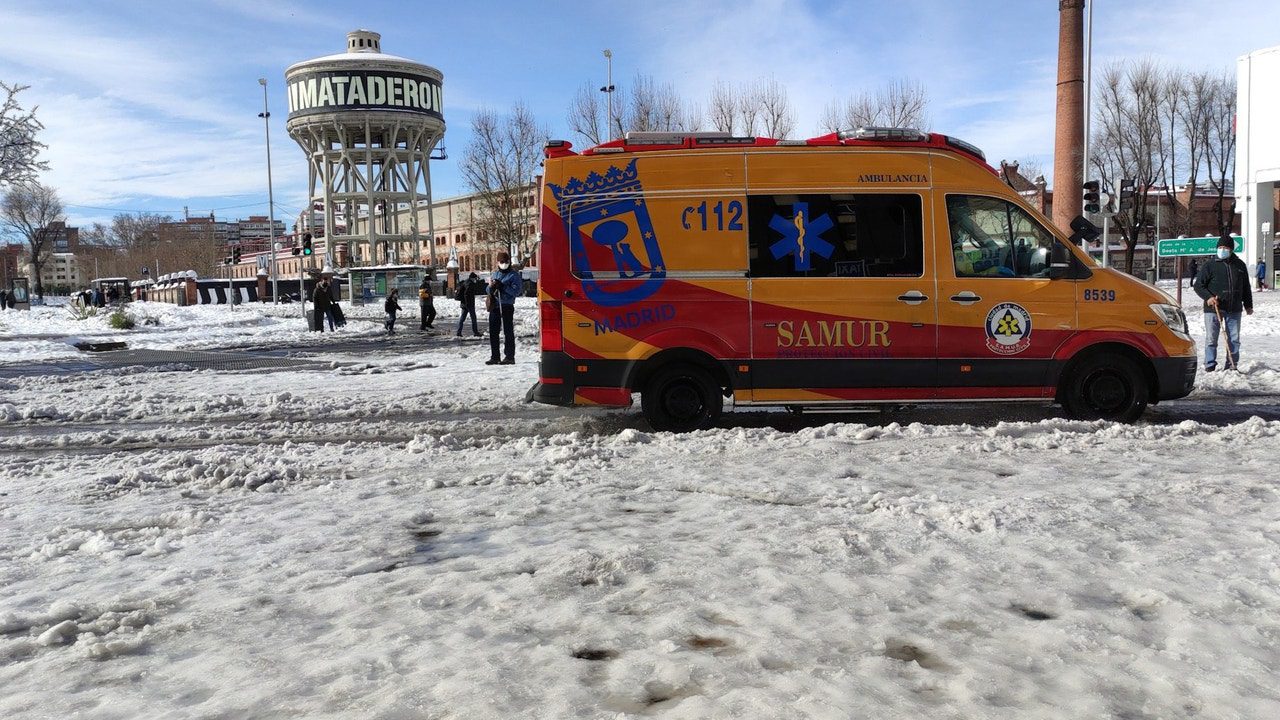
[
  {"xmin": 1062, "ymin": 353, "xmax": 1148, "ymax": 423},
  {"xmin": 641, "ymin": 364, "xmax": 723, "ymax": 432}
]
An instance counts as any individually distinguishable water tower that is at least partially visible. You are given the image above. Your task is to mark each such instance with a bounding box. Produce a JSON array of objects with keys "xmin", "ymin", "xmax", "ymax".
[{"xmin": 285, "ymin": 30, "xmax": 444, "ymax": 267}]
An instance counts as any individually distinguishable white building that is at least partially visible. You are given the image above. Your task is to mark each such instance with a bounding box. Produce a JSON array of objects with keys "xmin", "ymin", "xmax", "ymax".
[
  {"xmin": 22, "ymin": 252, "xmax": 83, "ymax": 292},
  {"xmin": 1236, "ymin": 45, "xmax": 1280, "ymax": 275}
]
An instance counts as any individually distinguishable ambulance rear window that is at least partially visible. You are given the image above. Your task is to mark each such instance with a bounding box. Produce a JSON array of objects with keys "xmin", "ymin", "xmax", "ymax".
[{"xmin": 747, "ymin": 193, "xmax": 924, "ymax": 278}]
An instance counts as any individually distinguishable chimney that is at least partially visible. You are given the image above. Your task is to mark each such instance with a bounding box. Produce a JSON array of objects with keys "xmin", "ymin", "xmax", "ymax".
[{"xmin": 1052, "ymin": 0, "xmax": 1085, "ymax": 235}]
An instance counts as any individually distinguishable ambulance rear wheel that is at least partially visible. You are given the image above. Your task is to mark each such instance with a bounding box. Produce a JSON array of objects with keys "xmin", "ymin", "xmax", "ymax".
[
  {"xmin": 641, "ymin": 364, "xmax": 722, "ymax": 432},
  {"xmin": 1062, "ymin": 353, "xmax": 1148, "ymax": 422}
]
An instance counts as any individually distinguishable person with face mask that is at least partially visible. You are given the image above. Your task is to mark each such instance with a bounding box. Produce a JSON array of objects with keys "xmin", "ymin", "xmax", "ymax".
[
  {"xmin": 486, "ymin": 251, "xmax": 522, "ymax": 365},
  {"xmin": 1193, "ymin": 235, "xmax": 1253, "ymax": 371}
]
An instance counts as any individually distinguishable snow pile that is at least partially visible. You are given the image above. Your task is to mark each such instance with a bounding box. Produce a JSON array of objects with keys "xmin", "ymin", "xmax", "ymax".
[{"xmin": 5, "ymin": 296, "xmax": 1280, "ymax": 717}]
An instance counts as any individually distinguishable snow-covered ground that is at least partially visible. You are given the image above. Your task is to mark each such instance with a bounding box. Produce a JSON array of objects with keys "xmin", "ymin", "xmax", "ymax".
[{"xmin": 2, "ymin": 292, "xmax": 1279, "ymax": 718}]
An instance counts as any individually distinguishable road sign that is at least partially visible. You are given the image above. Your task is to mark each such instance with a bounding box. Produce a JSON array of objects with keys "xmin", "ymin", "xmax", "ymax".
[{"xmin": 1156, "ymin": 235, "xmax": 1243, "ymax": 257}]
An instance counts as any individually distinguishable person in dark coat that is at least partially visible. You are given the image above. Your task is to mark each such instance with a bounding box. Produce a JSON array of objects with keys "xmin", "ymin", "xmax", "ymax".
[
  {"xmin": 1193, "ymin": 235, "xmax": 1253, "ymax": 371},
  {"xmin": 0, "ymin": 290, "xmax": 6, "ymax": 311},
  {"xmin": 486, "ymin": 252, "xmax": 522, "ymax": 365},
  {"xmin": 1187, "ymin": 258, "xmax": 1198, "ymax": 288},
  {"xmin": 384, "ymin": 288, "xmax": 402, "ymax": 335},
  {"xmin": 311, "ymin": 279, "xmax": 332, "ymax": 332},
  {"xmin": 455, "ymin": 272, "xmax": 482, "ymax": 337},
  {"xmin": 418, "ymin": 278, "xmax": 436, "ymax": 331}
]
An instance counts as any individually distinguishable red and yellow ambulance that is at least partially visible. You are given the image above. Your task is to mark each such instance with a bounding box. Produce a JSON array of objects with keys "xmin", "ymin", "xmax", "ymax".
[{"xmin": 530, "ymin": 128, "xmax": 1196, "ymax": 431}]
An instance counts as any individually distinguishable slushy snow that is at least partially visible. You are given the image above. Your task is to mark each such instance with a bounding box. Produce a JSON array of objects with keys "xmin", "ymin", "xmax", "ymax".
[{"xmin": 2, "ymin": 291, "xmax": 1279, "ymax": 718}]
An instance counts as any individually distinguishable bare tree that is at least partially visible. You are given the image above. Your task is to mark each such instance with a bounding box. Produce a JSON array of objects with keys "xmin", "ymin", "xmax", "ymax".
[
  {"xmin": 460, "ymin": 103, "xmax": 547, "ymax": 267},
  {"xmin": 1203, "ymin": 72, "xmax": 1236, "ymax": 237},
  {"xmin": 567, "ymin": 83, "xmax": 605, "ymax": 147},
  {"xmin": 1, "ymin": 182, "xmax": 63, "ymax": 300},
  {"xmin": 709, "ymin": 81, "xmax": 737, "ymax": 133},
  {"xmin": 824, "ymin": 78, "xmax": 930, "ymax": 133},
  {"xmin": 571, "ymin": 73, "xmax": 703, "ymax": 144},
  {"xmin": 110, "ymin": 211, "xmax": 170, "ymax": 248},
  {"xmin": 624, "ymin": 74, "xmax": 696, "ymax": 134},
  {"xmin": 752, "ymin": 77, "xmax": 796, "ymax": 139},
  {"xmin": 1, "ymin": 82, "xmax": 47, "ymax": 189},
  {"xmin": 1154, "ymin": 69, "xmax": 1212, "ymax": 239},
  {"xmin": 1090, "ymin": 60, "xmax": 1171, "ymax": 273},
  {"xmin": 705, "ymin": 78, "xmax": 795, "ymax": 138}
]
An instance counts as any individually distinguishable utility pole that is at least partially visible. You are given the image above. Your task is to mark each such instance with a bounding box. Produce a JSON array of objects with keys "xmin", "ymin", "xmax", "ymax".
[
  {"xmin": 258, "ymin": 78, "xmax": 279, "ymax": 304},
  {"xmin": 601, "ymin": 49, "xmax": 616, "ymax": 139}
]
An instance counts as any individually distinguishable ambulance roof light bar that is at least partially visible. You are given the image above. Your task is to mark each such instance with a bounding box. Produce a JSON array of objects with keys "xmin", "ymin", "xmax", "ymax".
[
  {"xmin": 838, "ymin": 126, "xmax": 929, "ymax": 142},
  {"xmin": 625, "ymin": 131, "xmax": 706, "ymax": 145},
  {"xmin": 942, "ymin": 135, "xmax": 987, "ymax": 162},
  {"xmin": 622, "ymin": 131, "xmax": 758, "ymax": 146}
]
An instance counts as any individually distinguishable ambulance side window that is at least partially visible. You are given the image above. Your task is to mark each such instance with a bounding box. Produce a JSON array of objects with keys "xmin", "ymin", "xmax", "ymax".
[
  {"xmin": 947, "ymin": 195, "xmax": 1056, "ymax": 279},
  {"xmin": 747, "ymin": 194, "xmax": 923, "ymax": 278}
]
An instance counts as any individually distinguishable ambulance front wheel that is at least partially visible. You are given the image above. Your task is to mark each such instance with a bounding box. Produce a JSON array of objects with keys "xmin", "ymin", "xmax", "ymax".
[
  {"xmin": 641, "ymin": 364, "xmax": 723, "ymax": 432},
  {"xmin": 1061, "ymin": 353, "xmax": 1149, "ymax": 422}
]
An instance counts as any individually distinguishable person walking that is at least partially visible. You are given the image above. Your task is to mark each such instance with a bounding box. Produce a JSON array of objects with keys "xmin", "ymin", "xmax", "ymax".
[
  {"xmin": 311, "ymin": 278, "xmax": 332, "ymax": 332},
  {"xmin": 418, "ymin": 278, "xmax": 436, "ymax": 331},
  {"xmin": 1193, "ymin": 235, "xmax": 1253, "ymax": 371},
  {"xmin": 486, "ymin": 252, "xmax": 522, "ymax": 365},
  {"xmin": 1257, "ymin": 259, "xmax": 1267, "ymax": 291},
  {"xmin": 0, "ymin": 289, "xmax": 6, "ymax": 311},
  {"xmin": 384, "ymin": 288, "xmax": 402, "ymax": 335},
  {"xmin": 1187, "ymin": 258, "xmax": 1198, "ymax": 288},
  {"xmin": 456, "ymin": 271, "xmax": 482, "ymax": 337}
]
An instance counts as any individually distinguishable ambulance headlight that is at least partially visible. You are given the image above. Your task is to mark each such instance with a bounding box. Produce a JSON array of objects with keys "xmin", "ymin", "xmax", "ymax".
[{"xmin": 1150, "ymin": 303, "xmax": 1190, "ymax": 339}]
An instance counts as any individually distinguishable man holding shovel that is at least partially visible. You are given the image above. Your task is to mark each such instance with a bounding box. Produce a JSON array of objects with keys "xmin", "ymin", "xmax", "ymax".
[{"xmin": 1193, "ymin": 235, "xmax": 1253, "ymax": 371}]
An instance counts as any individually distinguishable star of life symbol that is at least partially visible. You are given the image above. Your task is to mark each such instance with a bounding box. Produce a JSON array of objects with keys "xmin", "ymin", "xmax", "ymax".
[
  {"xmin": 985, "ymin": 302, "xmax": 1033, "ymax": 355},
  {"xmin": 769, "ymin": 202, "xmax": 835, "ymax": 271}
]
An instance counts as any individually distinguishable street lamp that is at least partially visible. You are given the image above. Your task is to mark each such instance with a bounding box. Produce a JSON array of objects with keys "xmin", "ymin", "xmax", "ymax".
[
  {"xmin": 600, "ymin": 49, "xmax": 615, "ymax": 140},
  {"xmin": 258, "ymin": 77, "xmax": 279, "ymax": 304}
]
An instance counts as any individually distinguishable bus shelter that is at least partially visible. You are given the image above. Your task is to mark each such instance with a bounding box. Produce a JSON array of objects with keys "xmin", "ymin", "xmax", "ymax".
[{"xmin": 346, "ymin": 265, "xmax": 436, "ymax": 306}]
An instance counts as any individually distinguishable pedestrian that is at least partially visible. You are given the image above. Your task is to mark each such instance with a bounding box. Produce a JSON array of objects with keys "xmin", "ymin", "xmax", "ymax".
[
  {"xmin": 1257, "ymin": 258, "xmax": 1267, "ymax": 291},
  {"xmin": 418, "ymin": 277, "xmax": 436, "ymax": 331},
  {"xmin": 1193, "ymin": 234, "xmax": 1253, "ymax": 372},
  {"xmin": 1187, "ymin": 259, "xmax": 1198, "ymax": 288},
  {"xmin": 311, "ymin": 278, "xmax": 332, "ymax": 332},
  {"xmin": 456, "ymin": 271, "xmax": 482, "ymax": 337},
  {"xmin": 486, "ymin": 252, "xmax": 522, "ymax": 365},
  {"xmin": 0, "ymin": 289, "xmax": 6, "ymax": 311},
  {"xmin": 385, "ymin": 288, "xmax": 402, "ymax": 335}
]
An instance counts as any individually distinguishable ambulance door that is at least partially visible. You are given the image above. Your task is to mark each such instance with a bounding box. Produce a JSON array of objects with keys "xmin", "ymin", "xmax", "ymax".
[
  {"xmin": 748, "ymin": 192, "xmax": 937, "ymax": 403},
  {"xmin": 933, "ymin": 194, "xmax": 1077, "ymax": 398}
]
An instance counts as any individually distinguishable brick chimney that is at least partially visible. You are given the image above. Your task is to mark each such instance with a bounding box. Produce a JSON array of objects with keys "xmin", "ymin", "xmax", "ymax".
[{"xmin": 1052, "ymin": 0, "xmax": 1085, "ymax": 235}]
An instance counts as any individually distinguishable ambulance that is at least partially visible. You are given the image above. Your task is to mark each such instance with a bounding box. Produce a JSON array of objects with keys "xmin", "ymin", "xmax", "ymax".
[{"xmin": 529, "ymin": 128, "xmax": 1196, "ymax": 431}]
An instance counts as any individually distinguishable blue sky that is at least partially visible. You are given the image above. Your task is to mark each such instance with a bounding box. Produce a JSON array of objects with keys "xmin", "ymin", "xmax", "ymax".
[{"xmin": 1, "ymin": 0, "xmax": 1277, "ymax": 230}]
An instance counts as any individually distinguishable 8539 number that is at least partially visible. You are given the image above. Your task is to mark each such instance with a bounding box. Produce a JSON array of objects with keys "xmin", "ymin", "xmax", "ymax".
[{"xmin": 1083, "ymin": 289, "xmax": 1116, "ymax": 302}]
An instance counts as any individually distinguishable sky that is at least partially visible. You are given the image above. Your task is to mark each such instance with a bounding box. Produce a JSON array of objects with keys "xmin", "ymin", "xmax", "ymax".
[{"xmin": 1, "ymin": 0, "xmax": 1277, "ymax": 232}]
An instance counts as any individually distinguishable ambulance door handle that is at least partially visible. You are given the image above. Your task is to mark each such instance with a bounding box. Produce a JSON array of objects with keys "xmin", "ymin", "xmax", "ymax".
[
  {"xmin": 897, "ymin": 291, "xmax": 928, "ymax": 305},
  {"xmin": 950, "ymin": 292, "xmax": 981, "ymax": 305}
]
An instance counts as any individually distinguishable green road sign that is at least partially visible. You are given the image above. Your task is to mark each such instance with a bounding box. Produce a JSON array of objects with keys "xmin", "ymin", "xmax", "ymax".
[{"xmin": 1156, "ymin": 235, "xmax": 1243, "ymax": 257}]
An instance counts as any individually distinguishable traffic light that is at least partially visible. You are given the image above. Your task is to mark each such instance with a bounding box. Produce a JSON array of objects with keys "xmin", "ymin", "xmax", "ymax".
[
  {"xmin": 1083, "ymin": 180, "xmax": 1101, "ymax": 213},
  {"xmin": 224, "ymin": 255, "xmax": 233, "ymax": 266},
  {"xmin": 1118, "ymin": 178, "xmax": 1136, "ymax": 212},
  {"xmin": 302, "ymin": 233, "xmax": 313, "ymax": 256},
  {"xmin": 232, "ymin": 246, "xmax": 242, "ymax": 264},
  {"xmin": 291, "ymin": 241, "xmax": 300, "ymax": 256}
]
